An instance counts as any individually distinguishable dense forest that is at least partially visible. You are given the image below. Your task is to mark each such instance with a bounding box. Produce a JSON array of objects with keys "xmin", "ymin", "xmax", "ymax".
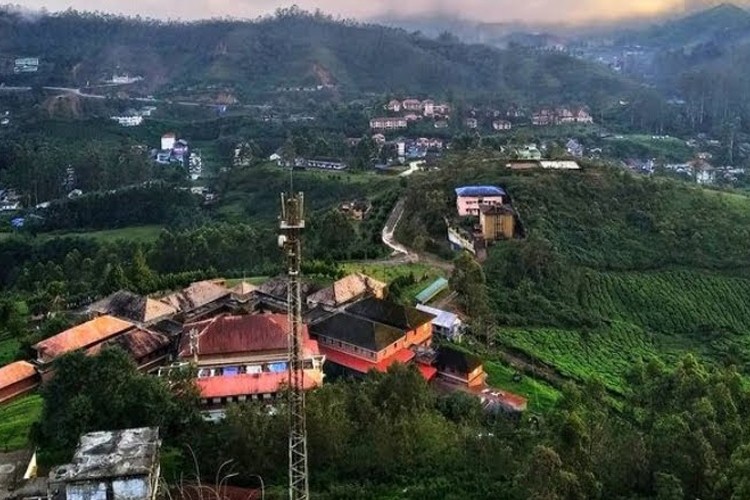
[{"xmin": 0, "ymin": 7, "xmax": 636, "ymax": 104}]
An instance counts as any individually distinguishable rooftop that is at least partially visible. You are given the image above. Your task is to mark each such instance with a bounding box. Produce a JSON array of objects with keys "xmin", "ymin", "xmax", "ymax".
[
  {"xmin": 455, "ymin": 186, "xmax": 506, "ymax": 198},
  {"xmin": 50, "ymin": 427, "xmax": 160, "ymax": 483},
  {"xmin": 86, "ymin": 290, "xmax": 178, "ymax": 323},
  {"xmin": 257, "ymin": 276, "xmax": 319, "ymax": 302},
  {"xmin": 196, "ymin": 370, "xmax": 320, "ymax": 399},
  {"xmin": 88, "ymin": 327, "xmax": 171, "ymax": 360},
  {"xmin": 436, "ymin": 346, "xmax": 483, "ymax": 374},
  {"xmin": 306, "ymin": 273, "xmax": 387, "ymax": 308},
  {"xmin": 230, "ymin": 281, "xmax": 258, "ymax": 297},
  {"xmin": 346, "ymin": 297, "xmax": 435, "ymax": 332},
  {"xmin": 34, "ymin": 315, "xmax": 135, "ymax": 362},
  {"xmin": 320, "ymin": 346, "xmax": 416, "ymax": 374},
  {"xmin": 0, "ymin": 361, "xmax": 37, "ymax": 389},
  {"xmin": 479, "ymin": 205, "xmax": 515, "ymax": 216},
  {"xmin": 415, "ymin": 277, "xmax": 449, "ymax": 304},
  {"xmin": 415, "ymin": 304, "xmax": 461, "ymax": 330},
  {"xmin": 159, "ymin": 280, "xmax": 230, "ymax": 313},
  {"xmin": 179, "ymin": 314, "xmax": 318, "ymax": 358},
  {"xmin": 310, "ymin": 313, "xmax": 404, "ymax": 352}
]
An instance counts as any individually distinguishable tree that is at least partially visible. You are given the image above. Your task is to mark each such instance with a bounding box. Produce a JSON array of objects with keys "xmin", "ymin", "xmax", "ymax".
[{"xmin": 450, "ymin": 251, "xmax": 490, "ymax": 320}]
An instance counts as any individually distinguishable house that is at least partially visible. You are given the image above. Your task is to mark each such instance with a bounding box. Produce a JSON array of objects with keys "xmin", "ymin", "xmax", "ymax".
[
  {"xmin": 539, "ymin": 160, "xmax": 581, "ymax": 170},
  {"xmin": 433, "ymin": 104, "xmax": 451, "ymax": 116},
  {"xmin": 572, "ymin": 107, "xmax": 594, "ymax": 124},
  {"xmin": 256, "ymin": 276, "xmax": 319, "ymax": 311},
  {"xmin": 516, "ymin": 145, "xmax": 542, "ymax": 160},
  {"xmin": 455, "ymin": 186, "xmax": 506, "ymax": 217},
  {"xmin": 480, "ymin": 205, "xmax": 516, "ymax": 241},
  {"xmin": 404, "ymin": 113, "xmax": 422, "ymax": 123},
  {"xmin": 230, "ymin": 281, "xmax": 258, "ymax": 302},
  {"xmin": 14, "ymin": 57, "xmax": 39, "ymax": 73},
  {"xmin": 339, "ymin": 200, "xmax": 372, "ymax": 221},
  {"xmin": 386, "ymin": 99, "xmax": 402, "ymax": 112},
  {"xmin": 33, "ymin": 315, "xmax": 136, "ymax": 365},
  {"xmin": 306, "ymin": 273, "xmax": 387, "ymax": 309},
  {"xmin": 370, "ymin": 117, "xmax": 408, "ymax": 130},
  {"xmin": 402, "ymin": 99, "xmax": 423, "ymax": 111},
  {"xmin": 465, "ymin": 118, "xmax": 478, "ymax": 129},
  {"xmin": 0, "ymin": 361, "xmax": 40, "ymax": 404},
  {"xmin": 88, "ymin": 328, "xmax": 172, "ymax": 372},
  {"xmin": 532, "ymin": 108, "xmax": 557, "ymax": 126},
  {"xmin": 50, "ymin": 427, "xmax": 162, "ymax": 500},
  {"xmin": 434, "ymin": 346, "xmax": 487, "ymax": 388},
  {"xmin": 434, "ymin": 120, "xmax": 449, "ymax": 129},
  {"xmin": 161, "ymin": 133, "xmax": 176, "ymax": 151},
  {"xmin": 422, "ymin": 100, "xmax": 435, "ymax": 116},
  {"xmin": 556, "ymin": 107, "xmax": 575, "ymax": 123},
  {"xmin": 492, "ymin": 120, "xmax": 512, "ymax": 131},
  {"xmin": 85, "ymin": 290, "xmax": 178, "ymax": 324},
  {"xmin": 111, "ymin": 115, "xmax": 143, "ymax": 127},
  {"xmin": 159, "ymin": 280, "xmax": 231, "ymax": 315},
  {"xmin": 309, "ymin": 298, "xmax": 434, "ymax": 377},
  {"xmin": 566, "ymin": 138, "xmax": 584, "ymax": 158},
  {"xmin": 304, "ymin": 158, "xmax": 348, "ymax": 170},
  {"xmin": 415, "ymin": 305, "xmax": 463, "ymax": 342},
  {"xmin": 178, "ymin": 314, "xmax": 324, "ymax": 406}
]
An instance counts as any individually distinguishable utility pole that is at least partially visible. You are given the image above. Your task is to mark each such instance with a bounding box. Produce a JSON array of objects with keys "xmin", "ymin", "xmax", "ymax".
[{"xmin": 279, "ymin": 192, "xmax": 309, "ymax": 500}]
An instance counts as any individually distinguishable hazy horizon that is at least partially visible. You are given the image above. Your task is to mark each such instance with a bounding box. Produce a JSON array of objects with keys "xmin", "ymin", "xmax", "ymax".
[{"xmin": 11, "ymin": 0, "xmax": 742, "ymax": 25}]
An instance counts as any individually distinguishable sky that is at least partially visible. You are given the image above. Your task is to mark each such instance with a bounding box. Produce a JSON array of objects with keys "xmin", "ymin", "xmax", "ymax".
[{"xmin": 16, "ymin": 0, "xmax": 708, "ymax": 24}]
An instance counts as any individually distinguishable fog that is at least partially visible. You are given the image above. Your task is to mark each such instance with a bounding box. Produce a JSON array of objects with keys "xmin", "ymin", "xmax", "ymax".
[{"xmin": 17, "ymin": 0, "xmax": 708, "ymax": 24}]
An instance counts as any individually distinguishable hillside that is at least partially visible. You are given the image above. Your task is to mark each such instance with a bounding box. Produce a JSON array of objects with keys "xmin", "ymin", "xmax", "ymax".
[
  {"xmin": 399, "ymin": 156, "xmax": 750, "ymax": 392},
  {"xmin": 0, "ymin": 8, "xmax": 635, "ymax": 103}
]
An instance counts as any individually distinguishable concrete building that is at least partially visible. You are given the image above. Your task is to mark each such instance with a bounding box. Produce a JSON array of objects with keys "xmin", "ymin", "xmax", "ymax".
[
  {"xmin": 479, "ymin": 205, "xmax": 516, "ymax": 241},
  {"xmin": 160, "ymin": 133, "xmax": 176, "ymax": 151},
  {"xmin": 455, "ymin": 186, "xmax": 506, "ymax": 217},
  {"xmin": 415, "ymin": 304, "xmax": 463, "ymax": 342},
  {"xmin": 50, "ymin": 427, "xmax": 161, "ymax": 500},
  {"xmin": 111, "ymin": 116, "xmax": 143, "ymax": 127},
  {"xmin": 492, "ymin": 120, "xmax": 512, "ymax": 131},
  {"xmin": 434, "ymin": 346, "xmax": 487, "ymax": 389},
  {"xmin": 370, "ymin": 117, "xmax": 408, "ymax": 130}
]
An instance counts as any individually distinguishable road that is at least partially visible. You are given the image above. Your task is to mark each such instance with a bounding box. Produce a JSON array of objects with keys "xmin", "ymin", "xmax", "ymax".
[{"xmin": 399, "ymin": 160, "xmax": 425, "ymax": 177}]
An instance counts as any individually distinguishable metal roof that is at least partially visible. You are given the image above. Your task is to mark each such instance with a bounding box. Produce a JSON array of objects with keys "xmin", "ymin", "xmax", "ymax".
[
  {"xmin": 454, "ymin": 186, "xmax": 506, "ymax": 197},
  {"xmin": 415, "ymin": 304, "xmax": 460, "ymax": 330},
  {"xmin": 415, "ymin": 278, "xmax": 449, "ymax": 304}
]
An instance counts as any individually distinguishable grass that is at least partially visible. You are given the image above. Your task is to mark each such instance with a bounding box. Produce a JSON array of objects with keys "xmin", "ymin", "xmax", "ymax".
[
  {"xmin": 484, "ymin": 360, "xmax": 561, "ymax": 413},
  {"xmin": 0, "ymin": 394, "xmax": 42, "ymax": 451},
  {"xmin": 0, "ymin": 334, "xmax": 20, "ymax": 366},
  {"xmin": 40, "ymin": 225, "xmax": 164, "ymax": 243},
  {"xmin": 224, "ymin": 276, "xmax": 270, "ymax": 287}
]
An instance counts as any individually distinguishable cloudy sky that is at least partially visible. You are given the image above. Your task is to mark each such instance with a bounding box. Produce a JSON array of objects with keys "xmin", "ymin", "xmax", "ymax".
[{"xmin": 17, "ymin": 0, "xmax": 708, "ymax": 24}]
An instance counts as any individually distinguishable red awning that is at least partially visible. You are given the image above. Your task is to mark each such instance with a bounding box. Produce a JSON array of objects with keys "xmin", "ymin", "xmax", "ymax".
[
  {"xmin": 416, "ymin": 363, "xmax": 438, "ymax": 381},
  {"xmin": 196, "ymin": 371, "xmax": 318, "ymax": 399},
  {"xmin": 321, "ymin": 346, "xmax": 434, "ymax": 380}
]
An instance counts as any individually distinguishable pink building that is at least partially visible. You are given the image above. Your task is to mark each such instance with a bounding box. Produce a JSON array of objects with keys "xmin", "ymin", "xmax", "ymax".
[{"xmin": 455, "ymin": 186, "xmax": 506, "ymax": 217}]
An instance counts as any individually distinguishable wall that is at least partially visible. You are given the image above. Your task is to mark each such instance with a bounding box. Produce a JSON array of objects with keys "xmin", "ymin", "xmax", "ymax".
[
  {"xmin": 0, "ymin": 377, "xmax": 40, "ymax": 405},
  {"xmin": 456, "ymin": 196, "xmax": 503, "ymax": 217},
  {"xmin": 480, "ymin": 213, "xmax": 515, "ymax": 241}
]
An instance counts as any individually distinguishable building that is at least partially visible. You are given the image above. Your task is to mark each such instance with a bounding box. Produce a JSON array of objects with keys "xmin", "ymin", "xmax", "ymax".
[
  {"xmin": 480, "ymin": 205, "xmax": 516, "ymax": 241},
  {"xmin": 370, "ymin": 117, "xmax": 408, "ymax": 130},
  {"xmin": 33, "ymin": 315, "xmax": 136, "ymax": 365},
  {"xmin": 516, "ymin": 145, "xmax": 542, "ymax": 160},
  {"xmin": 404, "ymin": 113, "xmax": 421, "ymax": 122},
  {"xmin": 85, "ymin": 290, "xmax": 178, "ymax": 324},
  {"xmin": 372, "ymin": 133, "xmax": 386, "ymax": 145},
  {"xmin": 386, "ymin": 99, "xmax": 402, "ymax": 112},
  {"xmin": 539, "ymin": 160, "xmax": 581, "ymax": 170},
  {"xmin": 50, "ymin": 427, "xmax": 161, "ymax": 500},
  {"xmin": 422, "ymin": 100, "xmax": 435, "ymax": 116},
  {"xmin": 532, "ymin": 108, "xmax": 557, "ymax": 126},
  {"xmin": 434, "ymin": 346, "xmax": 487, "ymax": 389},
  {"xmin": 557, "ymin": 107, "xmax": 575, "ymax": 123},
  {"xmin": 455, "ymin": 186, "xmax": 506, "ymax": 217},
  {"xmin": 304, "ymin": 158, "xmax": 348, "ymax": 170},
  {"xmin": 229, "ymin": 281, "xmax": 258, "ymax": 302},
  {"xmin": 111, "ymin": 116, "xmax": 143, "ymax": 127},
  {"xmin": 447, "ymin": 226, "xmax": 478, "ymax": 255},
  {"xmin": 415, "ymin": 304, "xmax": 463, "ymax": 342},
  {"xmin": 465, "ymin": 118, "xmax": 478, "ymax": 129},
  {"xmin": 566, "ymin": 138, "xmax": 584, "ymax": 158},
  {"xmin": 178, "ymin": 314, "xmax": 324, "ymax": 406},
  {"xmin": 310, "ymin": 298, "xmax": 434, "ymax": 377},
  {"xmin": 159, "ymin": 280, "xmax": 231, "ymax": 315},
  {"xmin": 573, "ymin": 107, "xmax": 594, "ymax": 124},
  {"xmin": 0, "ymin": 361, "xmax": 39, "ymax": 404},
  {"xmin": 434, "ymin": 120, "xmax": 449, "ymax": 129},
  {"xmin": 307, "ymin": 273, "xmax": 387, "ymax": 309},
  {"xmin": 339, "ymin": 200, "xmax": 372, "ymax": 221},
  {"xmin": 161, "ymin": 133, "xmax": 176, "ymax": 151},
  {"xmin": 492, "ymin": 120, "xmax": 512, "ymax": 131},
  {"xmin": 89, "ymin": 328, "xmax": 172, "ymax": 372},
  {"xmin": 402, "ymin": 99, "xmax": 423, "ymax": 112},
  {"xmin": 415, "ymin": 277, "xmax": 449, "ymax": 305},
  {"xmin": 14, "ymin": 58, "xmax": 39, "ymax": 73}
]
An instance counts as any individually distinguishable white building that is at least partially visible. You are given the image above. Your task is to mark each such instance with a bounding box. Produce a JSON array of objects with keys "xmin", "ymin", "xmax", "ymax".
[
  {"xmin": 415, "ymin": 304, "xmax": 464, "ymax": 342},
  {"xmin": 111, "ymin": 115, "xmax": 144, "ymax": 127},
  {"xmin": 161, "ymin": 133, "xmax": 176, "ymax": 151}
]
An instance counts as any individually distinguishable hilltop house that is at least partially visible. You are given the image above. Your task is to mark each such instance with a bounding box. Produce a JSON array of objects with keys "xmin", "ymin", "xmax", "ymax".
[
  {"xmin": 402, "ymin": 99, "xmax": 423, "ymax": 112},
  {"xmin": 386, "ymin": 99, "xmax": 402, "ymax": 112},
  {"xmin": 480, "ymin": 205, "xmax": 516, "ymax": 241},
  {"xmin": 455, "ymin": 186, "xmax": 506, "ymax": 217},
  {"xmin": 85, "ymin": 290, "xmax": 178, "ymax": 324},
  {"xmin": 493, "ymin": 120, "xmax": 512, "ymax": 131},
  {"xmin": 415, "ymin": 304, "xmax": 463, "ymax": 342},
  {"xmin": 370, "ymin": 117, "xmax": 408, "ymax": 130},
  {"xmin": 422, "ymin": 100, "xmax": 435, "ymax": 116},
  {"xmin": 307, "ymin": 273, "xmax": 387, "ymax": 309},
  {"xmin": 161, "ymin": 133, "xmax": 176, "ymax": 151},
  {"xmin": 434, "ymin": 346, "xmax": 487, "ymax": 389},
  {"xmin": 177, "ymin": 314, "xmax": 324, "ymax": 407},
  {"xmin": 309, "ymin": 298, "xmax": 434, "ymax": 377}
]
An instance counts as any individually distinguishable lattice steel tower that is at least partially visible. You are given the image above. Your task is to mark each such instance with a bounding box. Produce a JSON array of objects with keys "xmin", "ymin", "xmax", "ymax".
[{"xmin": 279, "ymin": 192, "xmax": 309, "ymax": 500}]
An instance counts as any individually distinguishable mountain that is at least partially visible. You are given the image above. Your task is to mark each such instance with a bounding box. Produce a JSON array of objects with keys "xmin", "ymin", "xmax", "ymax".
[{"xmin": 0, "ymin": 8, "xmax": 636, "ymax": 104}]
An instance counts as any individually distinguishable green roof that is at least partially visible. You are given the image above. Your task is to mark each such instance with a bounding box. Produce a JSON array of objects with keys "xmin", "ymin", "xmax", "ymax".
[{"xmin": 415, "ymin": 277, "xmax": 449, "ymax": 304}]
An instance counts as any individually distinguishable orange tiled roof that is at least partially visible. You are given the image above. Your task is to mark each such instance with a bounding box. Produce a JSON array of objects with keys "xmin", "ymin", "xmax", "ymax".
[
  {"xmin": 197, "ymin": 370, "xmax": 321, "ymax": 399},
  {"xmin": 320, "ymin": 346, "xmax": 417, "ymax": 375},
  {"xmin": 0, "ymin": 361, "xmax": 37, "ymax": 388},
  {"xmin": 34, "ymin": 315, "xmax": 134, "ymax": 362}
]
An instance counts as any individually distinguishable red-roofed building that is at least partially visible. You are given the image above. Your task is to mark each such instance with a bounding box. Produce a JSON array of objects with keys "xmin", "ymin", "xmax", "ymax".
[
  {"xmin": 178, "ymin": 314, "xmax": 324, "ymax": 406},
  {"xmin": 33, "ymin": 315, "xmax": 135, "ymax": 365},
  {"xmin": 0, "ymin": 361, "xmax": 39, "ymax": 404}
]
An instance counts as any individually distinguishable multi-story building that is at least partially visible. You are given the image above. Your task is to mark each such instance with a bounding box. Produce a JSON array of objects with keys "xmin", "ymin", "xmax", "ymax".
[
  {"xmin": 455, "ymin": 186, "xmax": 506, "ymax": 217},
  {"xmin": 370, "ymin": 117, "xmax": 408, "ymax": 130},
  {"xmin": 479, "ymin": 205, "xmax": 516, "ymax": 241}
]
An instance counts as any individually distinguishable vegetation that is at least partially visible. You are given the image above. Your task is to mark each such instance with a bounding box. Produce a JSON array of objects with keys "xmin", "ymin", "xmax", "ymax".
[{"xmin": 0, "ymin": 394, "xmax": 42, "ymax": 451}]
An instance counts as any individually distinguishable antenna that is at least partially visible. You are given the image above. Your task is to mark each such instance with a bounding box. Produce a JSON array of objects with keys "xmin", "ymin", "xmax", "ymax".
[{"xmin": 279, "ymin": 191, "xmax": 309, "ymax": 500}]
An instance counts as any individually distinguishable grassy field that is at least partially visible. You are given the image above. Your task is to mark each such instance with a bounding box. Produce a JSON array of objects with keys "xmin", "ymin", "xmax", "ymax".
[
  {"xmin": 0, "ymin": 334, "xmax": 20, "ymax": 366},
  {"xmin": 44, "ymin": 225, "xmax": 165, "ymax": 243},
  {"xmin": 484, "ymin": 360, "xmax": 561, "ymax": 413},
  {"xmin": 0, "ymin": 394, "xmax": 42, "ymax": 451}
]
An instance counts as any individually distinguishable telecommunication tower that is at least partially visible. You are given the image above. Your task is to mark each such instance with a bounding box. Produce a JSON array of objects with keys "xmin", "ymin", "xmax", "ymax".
[{"xmin": 279, "ymin": 192, "xmax": 309, "ymax": 500}]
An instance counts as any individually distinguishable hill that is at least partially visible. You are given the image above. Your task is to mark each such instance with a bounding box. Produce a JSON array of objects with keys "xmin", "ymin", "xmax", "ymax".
[
  {"xmin": 0, "ymin": 8, "xmax": 636, "ymax": 103},
  {"xmin": 398, "ymin": 156, "xmax": 750, "ymax": 392}
]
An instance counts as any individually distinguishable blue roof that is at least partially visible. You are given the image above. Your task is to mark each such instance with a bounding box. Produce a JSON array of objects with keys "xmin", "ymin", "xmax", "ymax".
[{"xmin": 455, "ymin": 186, "xmax": 506, "ymax": 197}]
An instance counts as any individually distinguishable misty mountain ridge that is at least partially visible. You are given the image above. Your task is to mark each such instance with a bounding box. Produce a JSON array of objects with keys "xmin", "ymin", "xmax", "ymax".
[{"xmin": 0, "ymin": 7, "xmax": 636, "ymax": 104}]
